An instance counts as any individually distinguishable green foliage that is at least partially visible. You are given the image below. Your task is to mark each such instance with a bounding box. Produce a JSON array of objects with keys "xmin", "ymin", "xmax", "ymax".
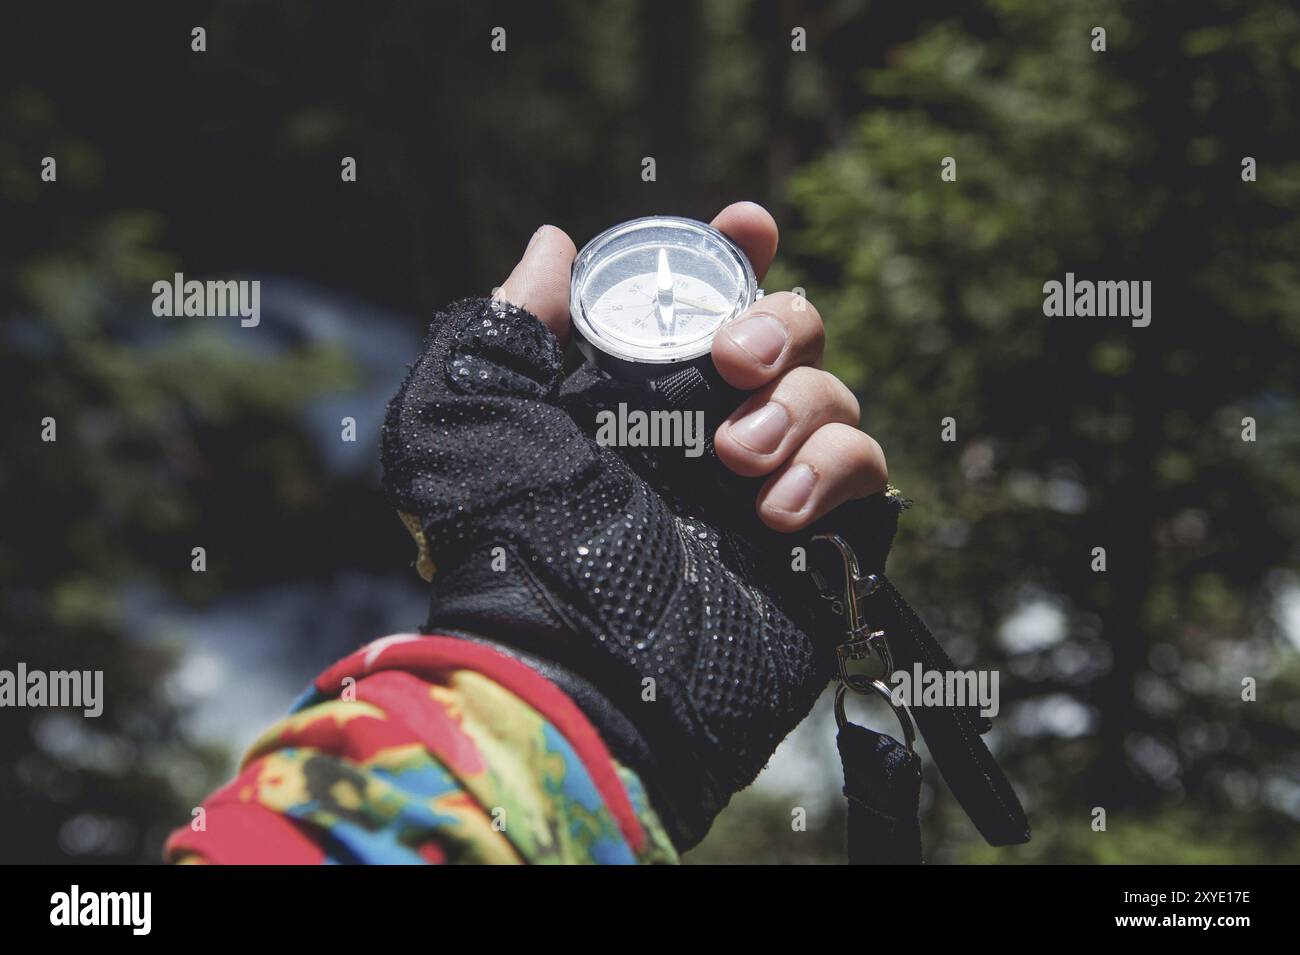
[
  {"xmin": 0, "ymin": 89, "xmax": 360, "ymax": 861},
  {"xmin": 773, "ymin": 0, "xmax": 1300, "ymax": 861}
]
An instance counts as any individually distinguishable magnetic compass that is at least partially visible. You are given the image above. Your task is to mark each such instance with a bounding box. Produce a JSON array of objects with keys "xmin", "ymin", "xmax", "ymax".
[{"xmin": 570, "ymin": 216, "xmax": 760, "ymax": 380}]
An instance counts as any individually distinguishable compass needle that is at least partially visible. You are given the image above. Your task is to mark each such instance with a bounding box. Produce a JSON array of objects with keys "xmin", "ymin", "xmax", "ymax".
[{"xmin": 656, "ymin": 247, "xmax": 676, "ymax": 337}]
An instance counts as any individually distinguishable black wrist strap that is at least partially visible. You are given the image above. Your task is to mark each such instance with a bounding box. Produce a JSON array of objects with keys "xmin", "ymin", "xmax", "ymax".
[
  {"xmin": 814, "ymin": 534, "xmax": 1030, "ymax": 863},
  {"xmin": 864, "ymin": 578, "xmax": 1031, "ymax": 848}
]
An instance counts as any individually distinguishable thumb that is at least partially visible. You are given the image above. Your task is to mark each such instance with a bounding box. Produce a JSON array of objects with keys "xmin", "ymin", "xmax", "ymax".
[{"xmin": 497, "ymin": 225, "xmax": 577, "ymax": 345}]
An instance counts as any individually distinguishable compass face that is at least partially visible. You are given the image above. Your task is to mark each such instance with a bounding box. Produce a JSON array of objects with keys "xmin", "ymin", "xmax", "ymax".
[{"xmin": 571, "ymin": 216, "xmax": 758, "ymax": 369}]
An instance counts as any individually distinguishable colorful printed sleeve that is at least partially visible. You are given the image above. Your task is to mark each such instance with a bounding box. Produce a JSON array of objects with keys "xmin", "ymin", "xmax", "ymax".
[{"xmin": 165, "ymin": 634, "xmax": 678, "ymax": 865}]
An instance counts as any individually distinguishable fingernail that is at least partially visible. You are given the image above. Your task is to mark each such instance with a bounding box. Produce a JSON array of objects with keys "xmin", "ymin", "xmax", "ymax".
[
  {"xmin": 524, "ymin": 225, "xmax": 547, "ymax": 253},
  {"xmin": 766, "ymin": 464, "xmax": 816, "ymax": 513},
  {"xmin": 729, "ymin": 402, "xmax": 790, "ymax": 454},
  {"xmin": 725, "ymin": 313, "xmax": 787, "ymax": 365}
]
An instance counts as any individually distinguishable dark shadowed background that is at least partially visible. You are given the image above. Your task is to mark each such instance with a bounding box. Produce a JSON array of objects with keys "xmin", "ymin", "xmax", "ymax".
[{"xmin": 2, "ymin": 0, "xmax": 1298, "ymax": 863}]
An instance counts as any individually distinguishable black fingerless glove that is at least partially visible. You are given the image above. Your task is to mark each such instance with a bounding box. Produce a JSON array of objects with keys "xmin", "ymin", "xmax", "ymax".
[{"xmin": 381, "ymin": 297, "xmax": 905, "ymax": 848}]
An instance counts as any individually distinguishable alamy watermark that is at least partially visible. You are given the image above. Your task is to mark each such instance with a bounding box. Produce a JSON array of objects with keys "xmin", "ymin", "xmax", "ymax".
[
  {"xmin": 0, "ymin": 664, "xmax": 103, "ymax": 717},
  {"xmin": 595, "ymin": 403, "xmax": 705, "ymax": 458},
  {"xmin": 50, "ymin": 885, "xmax": 150, "ymax": 935},
  {"xmin": 1042, "ymin": 272, "xmax": 1151, "ymax": 327},
  {"xmin": 152, "ymin": 272, "xmax": 260, "ymax": 327},
  {"xmin": 888, "ymin": 664, "xmax": 999, "ymax": 718}
]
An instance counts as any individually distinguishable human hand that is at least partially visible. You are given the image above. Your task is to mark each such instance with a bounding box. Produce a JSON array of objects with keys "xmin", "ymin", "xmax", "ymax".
[
  {"xmin": 382, "ymin": 202, "xmax": 904, "ymax": 848},
  {"xmin": 496, "ymin": 201, "xmax": 888, "ymax": 533}
]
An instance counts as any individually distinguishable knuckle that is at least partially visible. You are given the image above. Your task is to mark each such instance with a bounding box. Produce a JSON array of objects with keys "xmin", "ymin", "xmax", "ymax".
[
  {"xmin": 857, "ymin": 432, "xmax": 889, "ymax": 491},
  {"xmin": 769, "ymin": 291, "xmax": 823, "ymax": 342},
  {"xmin": 781, "ymin": 289, "xmax": 821, "ymax": 323},
  {"xmin": 775, "ymin": 365, "xmax": 825, "ymax": 408},
  {"xmin": 768, "ymin": 369, "xmax": 861, "ymax": 433},
  {"xmin": 788, "ymin": 368, "xmax": 857, "ymax": 425},
  {"xmin": 796, "ymin": 301, "xmax": 825, "ymax": 350},
  {"xmin": 828, "ymin": 375, "xmax": 860, "ymax": 425},
  {"xmin": 821, "ymin": 424, "xmax": 886, "ymax": 494}
]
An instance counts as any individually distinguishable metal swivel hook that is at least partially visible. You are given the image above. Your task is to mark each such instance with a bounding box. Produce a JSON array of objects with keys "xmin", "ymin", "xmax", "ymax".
[
  {"xmin": 812, "ymin": 533, "xmax": 918, "ymax": 752},
  {"xmin": 810, "ymin": 533, "xmax": 880, "ymax": 637}
]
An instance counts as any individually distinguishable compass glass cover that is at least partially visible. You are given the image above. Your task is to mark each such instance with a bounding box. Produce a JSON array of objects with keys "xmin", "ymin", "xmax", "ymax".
[{"xmin": 571, "ymin": 216, "xmax": 757, "ymax": 364}]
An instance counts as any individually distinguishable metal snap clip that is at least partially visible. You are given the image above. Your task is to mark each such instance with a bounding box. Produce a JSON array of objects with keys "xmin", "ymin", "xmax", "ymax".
[{"xmin": 813, "ymin": 533, "xmax": 917, "ymax": 751}]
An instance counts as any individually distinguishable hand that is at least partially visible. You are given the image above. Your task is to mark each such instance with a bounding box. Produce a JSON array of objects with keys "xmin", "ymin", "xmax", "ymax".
[
  {"xmin": 498, "ymin": 201, "xmax": 888, "ymax": 532},
  {"xmin": 384, "ymin": 202, "xmax": 905, "ymax": 849}
]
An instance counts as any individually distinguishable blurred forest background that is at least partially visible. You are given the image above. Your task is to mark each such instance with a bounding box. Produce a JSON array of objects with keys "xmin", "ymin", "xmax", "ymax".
[{"xmin": 2, "ymin": 0, "xmax": 1298, "ymax": 863}]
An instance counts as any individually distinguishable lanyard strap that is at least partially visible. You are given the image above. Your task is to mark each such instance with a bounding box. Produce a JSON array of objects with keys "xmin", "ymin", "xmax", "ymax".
[
  {"xmin": 829, "ymin": 606, "xmax": 925, "ymax": 864},
  {"xmin": 815, "ymin": 533, "xmax": 1031, "ymax": 863},
  {"xmin": 838, "ymin": 721, "xmax": 923, "ymax": 864}
]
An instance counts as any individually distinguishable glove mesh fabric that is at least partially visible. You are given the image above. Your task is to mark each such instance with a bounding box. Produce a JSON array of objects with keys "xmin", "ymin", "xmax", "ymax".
[{"xmin": 382, "ymin": 297, "xmax": 902, "ymax": 847}]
